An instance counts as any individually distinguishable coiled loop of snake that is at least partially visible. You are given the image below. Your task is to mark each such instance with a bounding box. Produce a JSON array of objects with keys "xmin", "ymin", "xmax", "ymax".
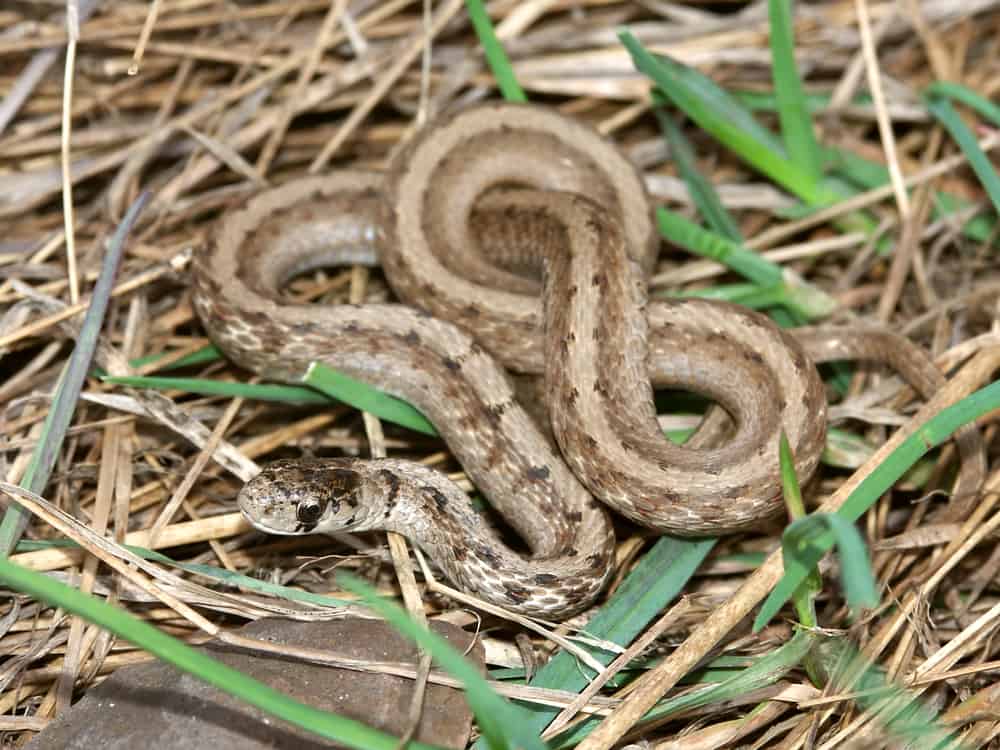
[{"xmin": 193, "ymin": 102, "xmax": 981, "ymax": 617}]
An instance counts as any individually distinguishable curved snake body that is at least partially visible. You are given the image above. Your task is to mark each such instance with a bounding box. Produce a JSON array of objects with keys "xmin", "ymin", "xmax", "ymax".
[{"xmin": 193, "ymin": 102, "xmax": 982, "ymax": 618}]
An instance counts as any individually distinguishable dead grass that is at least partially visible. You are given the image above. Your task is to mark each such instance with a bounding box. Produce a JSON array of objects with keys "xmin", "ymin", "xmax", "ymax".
[{"xmin": 1, "ymin": 0, "xmax": 1000, "ymax": 747}]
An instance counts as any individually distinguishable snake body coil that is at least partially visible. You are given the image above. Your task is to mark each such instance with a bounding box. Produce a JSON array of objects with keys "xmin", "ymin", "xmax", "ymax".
[{"xmin": 193, "ymin": 102, "xmax": 978, "ymax": 618}]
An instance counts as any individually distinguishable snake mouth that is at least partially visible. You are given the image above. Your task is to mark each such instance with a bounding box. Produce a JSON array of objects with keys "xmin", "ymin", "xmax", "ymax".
[{"xmin": 239, "ymin": 509, "xmax": 307, "ymax": 536}]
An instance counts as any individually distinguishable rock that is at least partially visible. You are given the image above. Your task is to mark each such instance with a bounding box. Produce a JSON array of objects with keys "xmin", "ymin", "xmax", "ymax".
[{"xmin": 29, "ymin": 617, "xmax": 480, "ymax": 749}]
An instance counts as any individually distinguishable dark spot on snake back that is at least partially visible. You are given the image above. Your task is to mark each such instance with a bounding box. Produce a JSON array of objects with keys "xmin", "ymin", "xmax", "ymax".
[
  {"xmin": 442, "ymin": 356, "xmax": 461, "ymax": 371},
  {"xmin": 723, "ymin": 483, "xmax": 749, "ymax": 499},
  {"xmin": 526, "ymin": 464, "xmax": 550, "ymax": 481},
  {"xmin": 533, "ymin": 573, "xmax": 558, "ymax": 585},
  {"xmin": 620, "ymin": 436, "xmax": 640, "ymax": 453},
  {"xmin": 486, "ymin": 400, "xmax": 509, "ymax": 427},
  {"xmin": 423, "ymin": 485, "xmax": 450, "ymax": 511},
  {"xmin": 476, "ymin": 544, "xmax": 501, "ymax": 566},
  {"xmin": 377, "ymin": 469, "xmax": 400, "ymax": 506},
  {"xmin": 242, "ymin": 310, "xmax": 271, "ymax": 326},
  {"xmin": 331, "ymin": 468, "xmax": 362, "ymax": 507},
  {"xmin": 504, "ymin": 582, "xmax": 530, "ymax": 603}
]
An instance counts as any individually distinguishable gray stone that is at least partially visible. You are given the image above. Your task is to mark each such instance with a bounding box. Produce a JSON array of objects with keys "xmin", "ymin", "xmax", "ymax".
[{"xmin": 28, "ymin": 617, "xmax": 480, "ymax": 749}]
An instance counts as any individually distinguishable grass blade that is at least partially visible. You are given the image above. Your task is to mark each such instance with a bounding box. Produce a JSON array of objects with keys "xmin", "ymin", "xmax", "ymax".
[
  {"xmin": 472, "ymin": 537, "xmax": 715, "ymax": 749},
  {"xmin": 657, "ymin": 209, "xmax": 780, "ymax": 286},
  {"xmin": 465, "ymin": 0, "xmax": 526, "ymax": 102},
  {"xmin": 103, "ymin": 374, "xmax": 332, "ymax": 404},
  {"xmin": 761, "ymin": 513, "xmax": 878, "ymax": 633},
  {"xmin": 338, "ymin": 573, "xmax": 542, "ymax": 750},
  {"xmin": 656, "ymin": 209, "xmax": 838, "ymax": 319},
  {"xmin": 823, "ymin": 144, "xmax": 996, "ymax": 244},
  {"xmin": 303, "ymin": 362, "xmax": 437, "ymax": 436},
  {"xmin": 0, "ymin": 192, "xmax": 150, "ymax": 557},
  {"xmin": 925, "ymin": 95, "xmax": 1000, "ymax": 217},
  {"xmin": 652, "ymin": 103, "xmax": 742, "ymax": 241},
  {"xmin": 620, "ymin": 30, "xmax": 828, "ymax": 203},
  {"xmin": 756, "ymin": 377, "xmax": 1000, "ymax": 630},
  {"xmin": 0, "ymin": 556, "xmax": 442, "ymax": 749},
  {"xmin": 128, "ymin": 343, "xmax": 224, "ymax": 372},
  {"xmin": 108, "ymin": 364, "xmax": 439, "ymax": 436},
  {"xmin": 925, "ymin": 80, "xmax": 1000, "ymax": 126},
  {"xmin": 768, "ymin": 0, "xmax": 823, "ymax": 184},
  {"xmin": 549, "ymin": 630, "xmax": 816, "ymax": 748}
]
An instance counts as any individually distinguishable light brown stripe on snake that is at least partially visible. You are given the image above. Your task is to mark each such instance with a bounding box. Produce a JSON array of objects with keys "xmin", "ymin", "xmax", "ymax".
[{"xmin": 193, "ymin": 102, "xmax": 984, "ymax": 618}]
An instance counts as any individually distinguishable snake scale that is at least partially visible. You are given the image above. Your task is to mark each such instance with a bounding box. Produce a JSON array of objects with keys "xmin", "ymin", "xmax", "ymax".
[{"xmin": 192, "ymin": 102, "xmax": 983, "ymax": 618}]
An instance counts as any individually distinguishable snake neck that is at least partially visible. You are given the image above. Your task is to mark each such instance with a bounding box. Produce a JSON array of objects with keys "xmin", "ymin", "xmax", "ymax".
[{"xmin": 346, "ymin": 459, "xmax": 615, "ymax": 618}]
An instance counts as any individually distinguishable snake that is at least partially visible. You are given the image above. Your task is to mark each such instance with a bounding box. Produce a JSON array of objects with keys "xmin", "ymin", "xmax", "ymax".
[{"xmin": 192, "ymin": 102, "xmax": 984, "ymax": 618}]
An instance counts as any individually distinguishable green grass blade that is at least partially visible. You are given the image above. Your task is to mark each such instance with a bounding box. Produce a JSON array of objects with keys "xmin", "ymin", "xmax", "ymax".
[
  {"xmin": 925, "ymin": 81, "xmax": 1000, "ymax": 126},
  {"xmin": 620, "ymin": 30, "xmax": 828, "ymax": 203},
  {"xmin": 768, "ymin": 0, "xmax": 823, "ymax": 184},
  {"xmin": 778, "ymin": 432, "xmax": 822, "ymax": 635},
  {"xmin": 621, "ymin": 29, "xmax": 881, "ymax": 242},
  {"xmin": 925, "ymin": 95, "xmax": 1000, "ymax": 217},
  {"xmin": 811, "ymin": 638, "xmax": 961, "ymax": 749},
  {"xmin": 657, "ymin": 208, "xmax": 780, "ymax": 286},
  {"xmin": 0, "ymin": 192, "xmax": 151, "ymax": 557},
  {"xmin": 666, "ymin": 282, "xmax": 789, "ymax": 309},
  {"xmin": 652, "ymin": 103, "xmax": 742, "ymax": 241},
  {"xmin": 766, "ymin": 513, "xmax": 878, "ymax": 632},
  {"xmin": 141, "ymin": 547, "xmax": 358, "ymax": 609},
  {"xmin": 473, "ymin": 537, "xmax": 715, "ymax": 749},
  {"xmin": 0, "ymin": 557, "xmax": 443, "ymax": 750},
  {"xmin": 656, "ymin": 208, "xmax": 838, "ymax": 319},
  {"xmin": 779, "ymin": 431, "xmax": 806, "ymax": 521},
  {"xmin": 108, "ymin": 366, "xmax": 440, "ymax": 437},
  {"xmin": 549, "ymin": 629, "xmax": 816, "ymax": 748},
  {"xmin": 103, "ymin": 374, "xmax": 332, "ymax": 404},
  {"xmin": 13, "ymin": 536, "xmax": 360, "ymax": 614},
  {"xmin": 734, "ymin": 89, "xmax": 873, "ymax": 114},
  {"xmin": 823, "ymin": 144, "xmax": 996, "ymax": 244},
  {"xmin": 337, "ymin": 573, "xmax": 541, "ymax": 750},
  {"xmin": 465, "ymin": 0, "xmax": 526, "ymax": 102},
  {"xmin": 303, "ymin": 362, "xmax": 437, "ymax": 436},
  {"xmin": 128, "ymin": 343, "xmax": 224, "ymax": 373},
  {"xmin": 755, "ymin": 378, "xmax": 1000, "ymax": 630}
]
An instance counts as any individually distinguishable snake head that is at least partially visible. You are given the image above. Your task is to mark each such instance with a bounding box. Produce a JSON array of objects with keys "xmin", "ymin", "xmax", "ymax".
[{"xmin": 238, "ymin": 458, "xmax": 364, "ymax": 535}]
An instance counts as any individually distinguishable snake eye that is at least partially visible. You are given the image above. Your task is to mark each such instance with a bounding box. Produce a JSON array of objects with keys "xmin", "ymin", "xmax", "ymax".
[{"xmin": 296, "ymin": 500, "xmax": 323, "ymax": 525}]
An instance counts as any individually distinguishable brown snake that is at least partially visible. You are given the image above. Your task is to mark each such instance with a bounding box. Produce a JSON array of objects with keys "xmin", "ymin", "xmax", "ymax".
[{"xmin": 192, "ymin": 102, "xmax": 984, "ymax": 618}]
